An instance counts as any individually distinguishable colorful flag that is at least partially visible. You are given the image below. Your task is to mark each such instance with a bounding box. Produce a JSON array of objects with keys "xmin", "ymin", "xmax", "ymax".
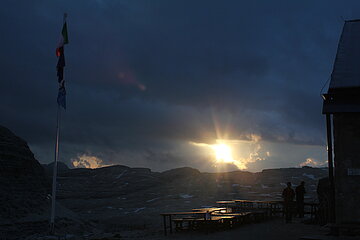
[{"xmin": 56, "ymin": 21, "xmax": 69, "ymax": 109}]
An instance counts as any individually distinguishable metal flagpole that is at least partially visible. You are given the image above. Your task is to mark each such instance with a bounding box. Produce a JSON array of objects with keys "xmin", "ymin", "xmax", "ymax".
[
  {"xmin": 50, "ymin": 104, "xmax": 61, "ymax": 234},
  {"xmin": 50, "ymin": 13, "xmax": 67, "ymax": 234}
]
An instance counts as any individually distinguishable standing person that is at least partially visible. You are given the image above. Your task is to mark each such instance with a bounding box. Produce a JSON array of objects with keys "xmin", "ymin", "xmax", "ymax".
[
  {"xmin": 296, "ymin": 181, "xmax": 306, "ymax": 218},
  {"xmin": 282, "ymin": 182, "xmax": 295, "ymax": 223}
]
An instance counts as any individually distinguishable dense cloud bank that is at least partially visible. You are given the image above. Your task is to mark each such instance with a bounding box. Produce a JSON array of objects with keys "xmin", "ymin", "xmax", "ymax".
[{"xmin": 1, "ymin": 0, "xmax": 358, "ymax": 171}]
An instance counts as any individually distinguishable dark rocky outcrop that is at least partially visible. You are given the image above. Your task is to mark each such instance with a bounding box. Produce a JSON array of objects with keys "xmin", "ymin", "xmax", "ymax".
[
  {"xmin": 0, "ymin": 125, "xmax": 49, "ymax": 222},
  {"xmin": 0, "ymin": 126, "xmax": 46, "ymax": 178},
  {"xmin": 0, "ymin": 126, "xmax": 87, "ymax": 239}
]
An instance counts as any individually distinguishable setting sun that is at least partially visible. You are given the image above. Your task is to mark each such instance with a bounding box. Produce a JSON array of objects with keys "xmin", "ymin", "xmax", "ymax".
[
  {"xmin": 211, "ymin": 143, "xmax": 234, "ymax": 163},
  {"xmin": 189, "ymin": 140, "xmax": 252, "ymax": 170}
]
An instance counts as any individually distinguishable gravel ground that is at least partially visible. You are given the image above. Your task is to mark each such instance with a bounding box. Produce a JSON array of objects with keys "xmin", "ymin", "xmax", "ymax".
[
  {"xmin": 111, "ymin": 218, "xmax": 358, "ymax": 240},
  {"xmin": 25, "ymin": 217, "xmax": 360, "ymax": 240}
]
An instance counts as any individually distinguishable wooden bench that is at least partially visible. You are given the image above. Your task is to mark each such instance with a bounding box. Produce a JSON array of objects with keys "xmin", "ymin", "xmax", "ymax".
[
  {"xmin": 173, "ymin": 215, "xmax": 236, "ymax": 232},
  {"xmin": 160, "ymin": 211, "xmax": 202, "ymax": 235},
  {"xmin": 173, "ymin": 217, "xmax": 205, "ymax": 231},
  {"xmin": 160, "ymin": 208, "xmax": 228, "ymax": 235}
]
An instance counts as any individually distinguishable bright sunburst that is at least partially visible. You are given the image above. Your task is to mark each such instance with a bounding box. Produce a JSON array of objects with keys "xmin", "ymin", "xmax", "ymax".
[
  {"xmin": 189, "ymin": 139, "xmax": 255, "ymax": 170},
  {"xmin": 211, "ymin": 143, "xmax": 234, "ymax": 163}
]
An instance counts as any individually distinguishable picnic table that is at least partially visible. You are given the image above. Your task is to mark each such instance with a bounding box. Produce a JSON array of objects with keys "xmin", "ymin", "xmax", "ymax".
[
  {"xmin": 232, "ymin": 200, "xmax": 318, "ymax": 218},
  {"xmin": 160, "ymin": 208, "xmax": 228, "ymax": 235},
  {"xmin": 212, "ymin": 211, "xmax": 253, "ymax": 225},
  {"xmin": 160, "ymin": 200, "xmax": 319, "ymax": 235},
  {"xmin": 192, "ymin": 207, "xmax": 227, "ymax": 213},
  {"xmin": 172, "ymin": 215, "xmax": 235, "ymax": 232},
  {"xmin": 160, "ymin": 211, "xmax": 202, "ymax": 235},
  {"xmin": 215, "ymin": 201, "xmax": 236, "ymax": 211},
  {"xmin": 216, "ymin": 200, "xmax": 283, "ymax": 218}
]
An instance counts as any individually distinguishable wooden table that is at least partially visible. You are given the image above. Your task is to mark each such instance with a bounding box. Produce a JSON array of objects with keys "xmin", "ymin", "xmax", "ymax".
[
  {"xmin": 172, "ymin": 215, "xmax": 236, "ymax": 232},
  {"xmin": 232, "ymin": 200, "xmax": 282, "ymax": 217},
  {"xmin": 232, "ymin": 200, "xmax": 318, "ymax": 218},
  {"xmin": 216, "ymin": 200, "xmax": 236, "ymax": 204},
  {"xmin": 192, "ymin": 207, "xmax": 227, "ymax": 213},
  {"xmin": 216, "ymin": 201, "xmax": 236, "ymax": 210},
  {"xmin": 160, "ymin": 211, "xmax": 205, "ymax": 235},
  {"xmin": 212, "ymin": 211, "xmax": 253, "ymax": 225},
  {"xmin": 161, "ymin": 201, "xmax": 318, "ymax": 235},
  {"xmin": 160, "ymin": 208, "xmax": 228, "ymax": 235}
]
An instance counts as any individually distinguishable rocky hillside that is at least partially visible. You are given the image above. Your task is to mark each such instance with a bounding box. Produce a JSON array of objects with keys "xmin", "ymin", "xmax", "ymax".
[
  {"xmin": 53, "ymin": 164, "xmax": 328, "ymax": 232},
  {"xmin": 0, "ymin": 126, "xmax": 86, "ymax": 240},
  {"xmin": 0, "ymin": 125, "xmax": 49, "ymax": 222},
  {"xmin": 0, "ymin": 125, "xmax": 329, "ymax": 239}
]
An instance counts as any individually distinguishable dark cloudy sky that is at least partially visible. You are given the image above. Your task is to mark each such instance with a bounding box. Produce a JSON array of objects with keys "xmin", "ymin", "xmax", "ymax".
[{"xmin": 1, "ymin": 0, "xmax": 359, "ymax": 172}]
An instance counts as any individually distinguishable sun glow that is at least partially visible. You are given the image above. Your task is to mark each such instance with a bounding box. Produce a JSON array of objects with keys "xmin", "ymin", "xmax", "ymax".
[
  {"xmin": 212, "ymin": 143, "xmax": 234, "ymax": 163},
  {"xmin": 189, "ymin": 136, "xmax": 267, "ymax": 171}
]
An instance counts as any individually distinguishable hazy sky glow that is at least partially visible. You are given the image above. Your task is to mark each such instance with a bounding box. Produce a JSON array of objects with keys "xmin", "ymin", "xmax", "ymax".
[{"xmin": 1, "ymin": 0, "xmax": 358, "ymax": 172}]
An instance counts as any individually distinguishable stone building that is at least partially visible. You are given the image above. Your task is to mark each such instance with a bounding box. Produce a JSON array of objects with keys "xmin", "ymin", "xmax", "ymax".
[{"xmin": 323, "ymin": 19, "xmax": 360, "ymax": 224}]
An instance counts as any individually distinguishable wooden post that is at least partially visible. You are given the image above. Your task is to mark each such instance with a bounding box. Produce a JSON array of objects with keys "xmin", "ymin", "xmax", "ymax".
[{"xmin": 163, "ymin": 215, "xmax": 167, "ymax": 236}]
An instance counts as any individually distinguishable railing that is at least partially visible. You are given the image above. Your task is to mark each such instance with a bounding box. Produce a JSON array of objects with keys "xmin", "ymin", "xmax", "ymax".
[
  {"xmin": 216, "ymin": 199, "xmax": 318, "ymax": 219},
  {"xmin": 160, "ymin": 199, "xmax": 319, "ymax": 235}
]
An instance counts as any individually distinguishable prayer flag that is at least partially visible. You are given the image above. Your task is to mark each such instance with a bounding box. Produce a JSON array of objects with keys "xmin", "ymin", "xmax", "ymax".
[{"xmin": 56, "ymin": 22, "xmax": 68, "ymax": 109}]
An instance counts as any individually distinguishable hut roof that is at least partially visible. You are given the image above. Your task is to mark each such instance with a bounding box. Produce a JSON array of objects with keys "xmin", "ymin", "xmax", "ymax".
[{"xmin": 323, "ymin": 20, "xmax": 360, "ymax": 113}]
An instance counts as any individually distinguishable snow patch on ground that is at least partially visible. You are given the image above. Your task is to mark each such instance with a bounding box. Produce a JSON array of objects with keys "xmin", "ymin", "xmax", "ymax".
[
  {"xmin": 134, "ymin": 207, "xmax": 146, "ymax": 213},
  {"xmin": 179, "ymin": 194, "xmax": 193, "ymax": 199},
  {"xmin": 116, "ymin": 170, "xmax": 127, "ymax": 179},
  {"xmin": 146, "ymin": 197, "xmax": 161, "ymax": 203},
  {"xmin": 303, "ymin": 173, "xmax": 317, "ymax": 180}
]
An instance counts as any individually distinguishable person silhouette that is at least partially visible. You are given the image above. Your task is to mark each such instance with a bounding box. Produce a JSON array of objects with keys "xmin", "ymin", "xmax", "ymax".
[
  {"xmin": 296, "ymin": 181, "xmax": 306, "ymax": 218},
  {"xmin": 282, "ymin": 182, "xmax": 295, "ymax": 223}
]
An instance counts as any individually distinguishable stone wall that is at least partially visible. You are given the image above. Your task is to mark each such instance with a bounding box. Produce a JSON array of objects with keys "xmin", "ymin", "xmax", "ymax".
[{"xmin": 333, "ymin": 113, "xmax": 360, "ymax": 223}]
